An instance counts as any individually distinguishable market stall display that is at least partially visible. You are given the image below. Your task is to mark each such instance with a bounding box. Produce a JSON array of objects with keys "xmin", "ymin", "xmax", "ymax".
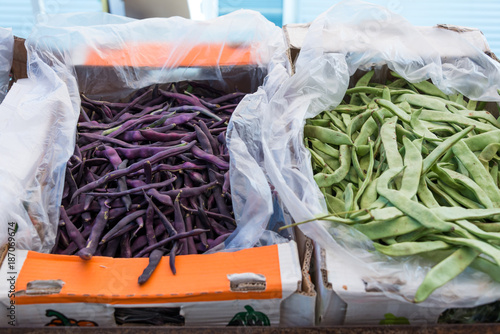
[{"xmin": 229, "ymin": 0, "xmax": 500, "ymax": 325}]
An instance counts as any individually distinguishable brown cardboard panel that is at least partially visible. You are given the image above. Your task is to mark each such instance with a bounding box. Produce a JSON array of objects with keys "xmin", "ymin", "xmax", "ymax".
[{"xmin": 10, "ymin": 37, "xmax": 27, "ymax": 82}]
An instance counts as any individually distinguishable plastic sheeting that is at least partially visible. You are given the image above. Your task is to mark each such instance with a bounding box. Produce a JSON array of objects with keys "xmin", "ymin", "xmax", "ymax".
[
  {"xmin": 237, "ymin": 0, "xmax": 500, "ymax": 308},
  {"xmin": 0, "ymin": 27, "xmax": 13, "ymax": 103},
  {"xmin": 0, "ymin": 10, "xmax": 286, "ymax": 252}
]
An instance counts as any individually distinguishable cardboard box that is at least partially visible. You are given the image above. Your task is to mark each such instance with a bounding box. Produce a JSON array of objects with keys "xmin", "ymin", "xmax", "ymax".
[
  {"xmin": 2, "ymin": 33, "xmax": 316, "ymax": 328},
  {"xmin": 283, "ymin": 23, "xmax": 499, "ymax": 326},
  {"xmin": 0, "ymin": 241, "xmax": 305, "ymax": 327}
]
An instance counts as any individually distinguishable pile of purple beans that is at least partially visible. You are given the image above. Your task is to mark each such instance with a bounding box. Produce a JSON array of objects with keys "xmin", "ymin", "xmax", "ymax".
[{"xmin": 53, "ymin": 82, "xmax": 244, "ymax": 283}]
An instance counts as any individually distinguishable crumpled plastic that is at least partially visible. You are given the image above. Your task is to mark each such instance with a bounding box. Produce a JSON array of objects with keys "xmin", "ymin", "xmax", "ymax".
[
  {"xmin": 0, "ymin": 10, "xmax": 286, "ymax": 252},
  {"xmin": 0, "ymin": 27, "xmax": 14, "ymax": 103},
  {"xmin": 235, "ymin": 0, "xmax": 500, "ymax": 309}
]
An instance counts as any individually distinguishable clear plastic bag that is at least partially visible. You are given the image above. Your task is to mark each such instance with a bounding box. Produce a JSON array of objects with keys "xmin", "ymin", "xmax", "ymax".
[
  {"xmin": 243, "ymin": 0, "xmax": 500, "ymax": 308},
  {"xmin": 0, "ymin": 27, "xmax": 14, "ymax": 103},
  {"xmin": 0, "ymin": 10, "xmax": 285, "ymax": 252}
]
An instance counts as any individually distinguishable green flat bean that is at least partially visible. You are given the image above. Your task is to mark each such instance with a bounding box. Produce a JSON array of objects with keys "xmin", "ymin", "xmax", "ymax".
[
  {"xmin": 425, "ymin": 177, "xmax": 461, "ymax": 207},
  {"xmin": 432, "ymin": 235, "xmax": 500, "ymax": 266},
  {"xmin": 410, "ymin": 107, "xmax": 441, "ymax": 141},
  {"xmin": 381, "ymin": 116, "xmax": 404, "ymax": 170},
  {"xmin": 421, "ymin": 120, "xmax": 457, "ymax": 136},
  {"xmin": 447, "ymin": 105, "xmax": 500, "ymax": 128},
  {"xmin": 414, "ymin": 247, "xmax": 478, "ymax": 303},
  {"xmin": 474, "ymin": 222, "xmax": 500, "ymax": 233},
  {"xmin": 396, "ymin": 228, "xmax": 433, "ymax": 243},
  {"xmin": 354, "ymin": 117, "xmax": 378, "ymax": 148},
  {"xmin": 353, "ymin": 141, "xmax": 375, "ymax": 209},
  {"xmin": 375, "ymin": 99, "xmax": 411, "ymax": 123},
  {"xmin": 452, "ymin": 140, "xmax": 500, "ymax": 207},
  {"xmin": 351, "ymin": 146, "xmax": 365, "ymax": 181},
  {"xmin": 436, "ymin": 180, "xmax": 483, "ymax": 209},
  {"xmin": 431, "ymin": 207, "xmax": 500, "ymax": 222},
  {"xmin": 344, "ymin": 183, "xmax": 355, "ymax": 214},
  {"xmin": 369, "ymin": 207, "xmax": 403, "ymax": 221},
  {"xmin": 324, "ymin": 192, "xmax": 346, "ymax": 214},
  {"xmin": 308, "ymin": 148, "xmax": 334, "ymax": 174},
  {"xmin": 333, "ymin": 105, "xmax": 367, "ymax": 114},
  {"xmin": 421, "ymin": 125, "xmax": 474, "ymax": 175},
  {"xmin": 400, "ymin": 137, "xmax": 422, "ymax": 199},
  {"xmin": 411, "ymin": 80, "xmax": 449, "ymax": 99},
  {"xmin": 310, "ymin": 138, "xmax": 340, "ymax": 158},
  {"xmin": 374, "ymin": 240, "xmax": 451, "ymax": 257},
  {"xmin": 353, "ymin": 216, "xmax": 422, "ymax": 240},
  {"xmin": 440, "ymin": 168, "xmax": 494, "ymax": 209},
  {"xmin": 314, "ymin": 145, "xmax": 352, "ymax": 188},
  {"xmin": 347, "ymin": 86, "xmax": 415, "ymax": 96},
  {"xmin": 470, "ymin": 257, "xmax": 500, "ymax": 283},
  {"xmin": 396, "ymin": 93, "xmax": 447, "ymax": 111},
  {"xmin": 463, "ymin": 130, "xmax": 500, "ymax": 151},
  {"xmin": 355, "ymin": 70, "xmax": 375, "ymax": 87},
  {"xmin": 418, "ymin": 110, "xmax": 497, "ymax": 132},
  {"xmin": 417, "ymin": 176, "xmax": 440, "ymax": 208},
  {"xmin": 304, "ymin": 125, "xmax": 353, "ymax": 146},
  {"xmin": 453, "ymin": 220, "xmax": 500, "ymax": 242},
  {"xmin": 360, "ymin": 178, "xmax": 379, "ymax": 209},
  {"xmin": 479, "ymin": 143, "xmax": 500, "ymax": 163},
  {"xmin": 314, "ymin": 149, "xmax": 341, "ymax": 171},
  {"xmin": 377, "ymin": 167, "xmax": 454, "ymax": 232},
  {"xmin": 308, "ymin": 119, "xmax": 332, "ymax": 127},
  {"xmin": 466, "ymin": 99, "xmax": 477, "ymax": 110},
  {"xmin": 490, "ymin": 161, "xmax": 499, "ymax": 187}
]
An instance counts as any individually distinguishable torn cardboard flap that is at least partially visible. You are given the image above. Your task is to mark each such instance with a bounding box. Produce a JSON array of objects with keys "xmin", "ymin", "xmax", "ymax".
[
  {"xmin": 283, "ymin": 23, "xmax": 498, "ymax": 73},
  {"xmin": 228, "ymin": 273, "xmax": 266, "ymax": 292}
]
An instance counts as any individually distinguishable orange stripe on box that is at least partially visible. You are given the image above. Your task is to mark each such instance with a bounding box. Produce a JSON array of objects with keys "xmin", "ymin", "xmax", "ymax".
[
  {"xmin": 15, "ymin": 245, "xmax": 282, "ymax": 305},
  {"xmin": 83, "ymin": 43, "xmax": 257, "ymax": 68}
]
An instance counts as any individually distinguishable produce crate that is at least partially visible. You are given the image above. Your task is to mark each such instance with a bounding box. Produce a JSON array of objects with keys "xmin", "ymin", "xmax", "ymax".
[
  {"xmin": 283, "ymin": 22, "xmax": 500, "ymax": 327},
  {"xmin": 0, "ymin": 14, "xmax": 316, "ymax": 327}
]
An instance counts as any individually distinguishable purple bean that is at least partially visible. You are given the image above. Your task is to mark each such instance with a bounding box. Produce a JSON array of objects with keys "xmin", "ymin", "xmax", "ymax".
[
  {"xmin": 138, "ymin": 248, "xmax": 165, "ymax": 284},
  {"xmin": 120, "ymin": 232, "xmax": 132, "ymax": 258},
  {"xmin": 173, "ymin": 196, "xmax": 187, "ymax": 255},
  {"xmin": 144, "ymin": 161, "xmax": 152, "ymax": 184},
  {"xmin": 163, "ymin": 112, "xmax": 200, "ymax": 127},
  {"xmin": 186, "ymin": 170, "xmax": 206, "ymax": 184},
  {"xmin": 198, "ymin": 120, "xmax": 219, "ymax": 155},
  {"xmin": 78, "ymin": 198, "xmax": 110, "ymax": 260},
  {"xmin": 149, "ymin": 123, "xmax": 176, "ymax": 133},
  {"xmin": 71, "ymin": 141, "xmax": 196, "ymax": 200},
  {"xmin": 60, "ymin": 206, "xmax": 86, "ymax": 250},
  {"xmin": 115, "ymin": 146, "xmax": 188, "ymax": 160},
  {"xmin": 145, "ymin": 196, "xmax": 156, "ymax": 246},
  {"xmin": 169, "ymin": 241, "xmax": 178, "ymax": 275},
  {"xmin": 100, "ymin": 209, "xmax": 147, "ymax": 244},
  {"xmin": 159, "ymin": 181, "xmax": 218, "ymax": 199},
  {"xmin": 117, "ymin": 160, "xmax": 132, "ymax": 211},
  {"xmin": 103, "ymin": 237, "xmax": 121, "ymax": 257},
  {"xmin": 207, "ymin": 92, "xmax": 245, "ymax": 104},
  {"xmin": 131, "ymin": 235, "xmax": 148, "ymax": 255},
  {"xmin": 147, "ymin": 188, "xmax": 174, "ymax": 207},
  {"xmin": 143, "ymin": 130, "xmax": 190, "ymax": 143},
  {"xmin": 112, "ymin": 89, "xmax": 152, "ymax": 121},
  {"xmin": 134, "ymin": 229, "xmax": 208, "ymax": 258},
  {"xmin": 191, "ymin": 146, "xmax": 229, "ymax": 170},
  {"xmin": 95, "ymin": 145, "xmax": 122, "ymax": 169},
  {"xmin": 222, "ymin": 171, "xmax": 230, "ymax": 194},
  {"xmin": 121, "ymin": 131, "xmax": 146, "ymax": 142},
  {"xmin": 184, "ymin": 213, "xmax": 197, "ymax": 254},
  {"xmin": 86, "ymin": 176, "xmax": 176, "ymax": 198},
  {"xmin": 207, "ymin": 233, "xmax": 232, "ymax": 250}
]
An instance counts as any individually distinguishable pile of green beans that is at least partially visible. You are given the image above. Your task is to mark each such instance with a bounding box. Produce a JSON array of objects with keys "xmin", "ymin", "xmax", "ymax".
[{"xmin": 304, "ymin": 70, "xmax": 500, "ymax": 303}]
